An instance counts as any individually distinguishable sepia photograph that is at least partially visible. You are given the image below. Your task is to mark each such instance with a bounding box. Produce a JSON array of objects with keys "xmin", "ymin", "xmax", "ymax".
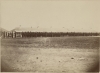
[{"xmin": 0, "ymin": 0, "xmax": 100, "ymax": 73}]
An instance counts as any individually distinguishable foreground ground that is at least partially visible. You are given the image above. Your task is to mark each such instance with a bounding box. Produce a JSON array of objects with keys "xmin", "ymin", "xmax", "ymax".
[{"xmin": 1, "ymin": 37, "xmax": 99, "ymax": 72}]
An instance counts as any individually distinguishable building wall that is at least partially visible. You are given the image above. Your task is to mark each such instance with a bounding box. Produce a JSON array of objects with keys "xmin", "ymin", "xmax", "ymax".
[{"xmin": 16, "ymin": 32, "xmax": 22, "ymax": 38}]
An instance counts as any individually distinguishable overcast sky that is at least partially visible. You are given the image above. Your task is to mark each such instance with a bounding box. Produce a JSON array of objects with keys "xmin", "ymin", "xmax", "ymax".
[{"xmin": 1, "ymin": 0, "xmax": 100, "ymax": 32}]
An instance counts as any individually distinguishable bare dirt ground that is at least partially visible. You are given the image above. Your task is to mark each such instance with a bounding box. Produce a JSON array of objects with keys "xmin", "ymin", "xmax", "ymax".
[{"xmin": 1, "ymin": 37, "xmax": 99, "ymax": 72}]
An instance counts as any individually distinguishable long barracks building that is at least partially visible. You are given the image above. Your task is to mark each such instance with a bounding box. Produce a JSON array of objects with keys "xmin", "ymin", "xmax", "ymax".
[{"xmin": 2, "ymin": 27, "xmax": 100, "ymax": 38}]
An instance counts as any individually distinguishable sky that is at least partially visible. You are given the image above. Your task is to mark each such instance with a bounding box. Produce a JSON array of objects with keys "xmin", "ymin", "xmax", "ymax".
[{"xmin": 1, "ymin": 0, "xmax": 100, "ymax": 32}]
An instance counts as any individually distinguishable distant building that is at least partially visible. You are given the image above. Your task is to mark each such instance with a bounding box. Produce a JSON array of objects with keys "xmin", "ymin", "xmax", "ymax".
[
  {"xmin": 10, "ymin": 27, "xmax": 65, "ymax": 38},
  {"xmin": 0, "ymin": 27, "xmax": 8, "ymax": 37},
  {"xmin": 2, "ymin": 27, "xmax": 100, "ymax": 38}
]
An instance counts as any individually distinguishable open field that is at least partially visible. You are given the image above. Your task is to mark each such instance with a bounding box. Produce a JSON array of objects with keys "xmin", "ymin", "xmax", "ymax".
[{"xmin": 1, "ymin": 36, "xmax": 99, "ymax": 72}]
